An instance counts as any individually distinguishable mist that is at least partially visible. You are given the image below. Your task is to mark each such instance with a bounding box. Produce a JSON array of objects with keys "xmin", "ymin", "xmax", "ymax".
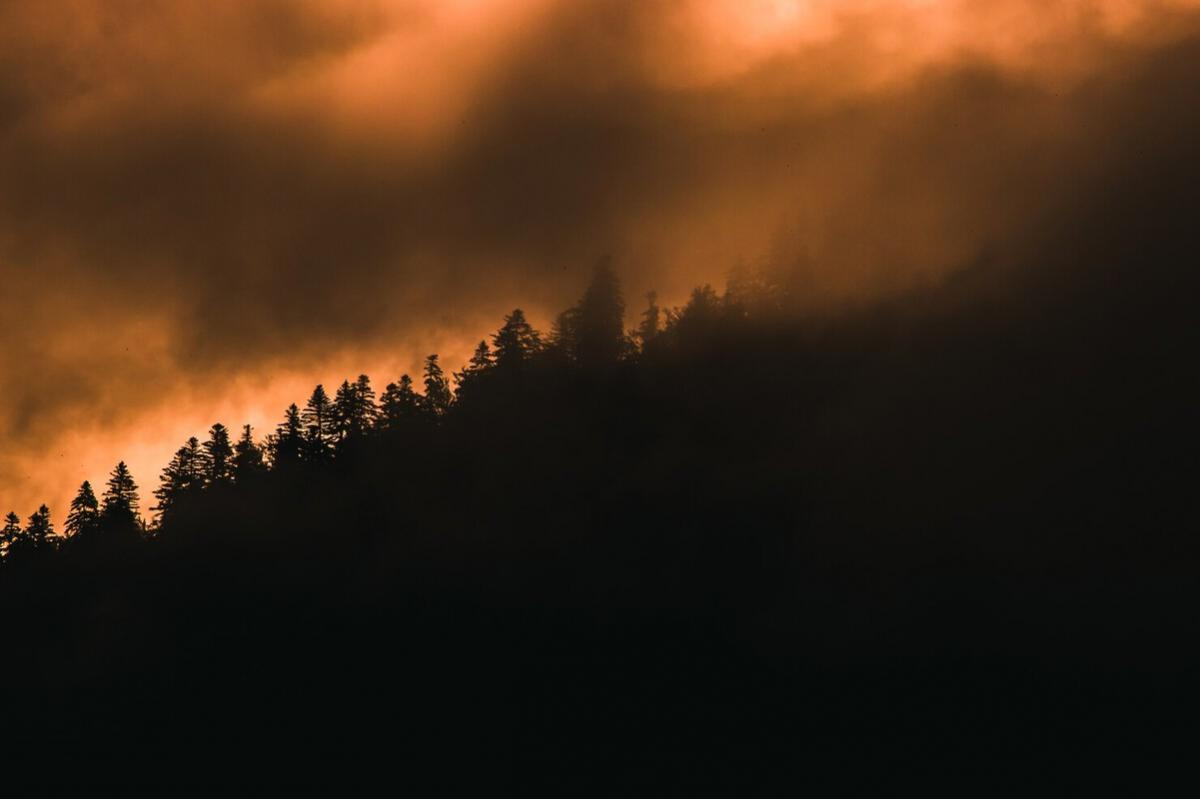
[{"xmin": 3, "ymin": 0, "xmax": 1199, "ymax": 517}]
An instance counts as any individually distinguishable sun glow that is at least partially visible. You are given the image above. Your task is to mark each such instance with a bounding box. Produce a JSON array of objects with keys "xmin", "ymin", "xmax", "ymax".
[{"xmin": 4, "ymin": 0, "xmax": 1200, "ymax": 523}]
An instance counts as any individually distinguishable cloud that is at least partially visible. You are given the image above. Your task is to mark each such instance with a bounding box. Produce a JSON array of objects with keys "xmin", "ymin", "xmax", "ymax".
[{"xmin": 1, "ymin": 0, "xmax": 1199, "ymax": 517}]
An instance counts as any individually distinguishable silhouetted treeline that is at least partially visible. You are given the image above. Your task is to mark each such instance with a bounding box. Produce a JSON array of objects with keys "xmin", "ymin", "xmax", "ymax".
[
  {"xmin": 0, "ymin": 260, "xmax": 794, "ymax": 560},
  {"xmin": 0, "ymin": 249, "xmax": 1196, "ymax": 790}
]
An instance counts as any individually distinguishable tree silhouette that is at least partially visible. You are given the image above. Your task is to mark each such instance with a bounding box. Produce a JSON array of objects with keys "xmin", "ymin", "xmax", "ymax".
[
  {"xmin": 100, "ymin": 461, "xmax": 141, "ymax": 536},
  {"xmin": 493, "ymin": 310, "xmax": 541, "ymax": 372},
  {"xmin": 330, "ymin": 381, "xmax": 357, "ymax": 441},
  {"xmin": 64, "ymin": 481, "xmax": 100, "ymax": 539},
  {"xmin": 636, "ymin": 291, "xmax": 661, "ymax": 350},
  {"xmin": 0, "ymin": 241, "xmax": 1191, "ymax": 781},
  {"xmin": 302, "ymin": 385, "xmax": 335, "ymax": 463},
  {"xmin": 379, "ymin": 374, "xmax": 421, "ymax": 430},
  {"xmin": 573, "ymin": 259, "xmax": 626, "ymax": 367},
  {"xmin": 547, "ymin": 261, "xmax": 627, "ymax": 367},
  {"xmin": 353, "ymin": 375, "xmax": 378, "ymax": 429},
  {"xmin": 269, "ymin": 404, "xmax": 304, "ymax": 467},
  {"xmin": 667, "ymin": 284, "xmax": 722, "ymax": 348},
  {"xmin": 25, "ymin": 505, "xmax": 55, "ymax": 551},
  {"xmin": 6, "ymin": 506, "xmax": 48, "ymax": 560},
  {"xmin": 204, "ymin": 423, "xmax": 234, "ymax": 485},
  {"xmin": 549, "ymin": 306, "xmax": 579, "ymax": 360},
  {"xmin": 454, "ymin": 340, "xmax": 494, "ymax": 400},
  {"xmin": 233, "ymin": 424, "xmax": 266, "ymax": 481},
  {"xmin": 1, "ymin": 511, "xmax": 21, "ymax": 558},
  {"xmin": 422, "ymin": 355, "xmax": 452, "ymax": 416},
  {"xmin": 330, "ymin": 375, "xmax": 379, "ymax": 448},
  {"xmin": 155, "ymin": 437, "xmax": 205, "ymax": 517}
]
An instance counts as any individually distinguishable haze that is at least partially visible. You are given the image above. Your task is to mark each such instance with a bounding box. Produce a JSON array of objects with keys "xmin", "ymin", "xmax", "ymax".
[{"xmin": 2, "ymin": 0, "xmax": 1198, "ymax": 518}]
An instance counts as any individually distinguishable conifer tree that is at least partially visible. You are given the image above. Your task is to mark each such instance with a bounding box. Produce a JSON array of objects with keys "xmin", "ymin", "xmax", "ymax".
[
  {"xmin": 269, "ymin": 404, "xmax": 304, "ymax": 467},
  {"xmin": 422, "ymin": 355, "xmax": 453, "ymax": 416},
  {"xmin": 155, "ymin": 438, "xmax": 205, "ymax": 517},
  {"xmin": 333, "ymin": 380, "xmax": 358, "ymax": 440},
  {"xmin": 25, "ymin": 505, "xmax": 55, "ymax": 551},
  {"xmin": 671, "ymin": 284, "xmax": 722, "ymax": 341},
  {"xmin": 64, "ymin": 481, "xmax": 100, "ymax": 538},
  {"xmin": 5, "ymin": 507, "xmax": 46, "ymax": 559},
  {"xmin": 636, "ymin": 291, "xmax": 661, "ymax": 350},
  {"xmin": 492, "ymin": 309, "xmax": 541, "ymax": 372},
  {"xmin": 101, "ymin": 461, "xmax": 141, "ymax": 533},
  {"xmin": 353, "ymin": 374, "xmax": 378, "ymax": 431},
  {"xmin": 340, "ymin": 374, "xmax": 376, "ymax": 436},
  {"xmin": 330, "ymin": 375, "xmax": 378, "ymax": 445},
  {"xmin": 379, "ymin": 374, "xmax": 421, "ymax": 430},
  {"xmin": 469, "ymin": 339, "xmax": 494, "ymax": 371},
  {"xmin": 549, "ymin": 307, "xmax": 579, "ymax": 361},
  {"xmin": 302, "ymin": 385, "xmax": 335, "ymax": 462},
  {"xmin": 454, "ymin": 340, "xmax": 494, "ymax": 399},
  {"xmin": 1, "ymin": 511, "xmax": 21, "ymax": 556},
  {"xmin": 185, "ymin": 437, "xmax": 207, "ymax": 481},
  {"xmin": 233, "ymin": 424, "xmax": 265, "ymax": 481},
  {"xmin": 204, "ymin": 423, "xmax": 234, "ymax": 485},
  {"xmin": 574, "ymin": 259, "xmax": 626, "ymax": 367}
]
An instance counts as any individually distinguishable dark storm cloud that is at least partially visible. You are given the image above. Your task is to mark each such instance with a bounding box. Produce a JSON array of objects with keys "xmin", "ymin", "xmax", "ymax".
[{"xmin": 2, "ymin": 0, "xmax": 1200, "ymax": 515}]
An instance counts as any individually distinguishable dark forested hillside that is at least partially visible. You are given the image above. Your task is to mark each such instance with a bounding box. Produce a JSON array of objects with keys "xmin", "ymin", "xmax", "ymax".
[{"xmin": 1, "ymin": 240, "xmax": 1196, "ymax": 789}]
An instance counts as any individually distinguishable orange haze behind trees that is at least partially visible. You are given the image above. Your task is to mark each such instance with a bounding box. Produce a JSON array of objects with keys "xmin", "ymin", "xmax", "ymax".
[{"xmin": 2, "ymin": 0, "xmax": 1200, "ymax": 520}]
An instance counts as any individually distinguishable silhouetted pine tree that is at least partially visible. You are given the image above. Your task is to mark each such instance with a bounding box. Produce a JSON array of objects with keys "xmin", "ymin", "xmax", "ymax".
[
  {"xmin": 302, "ymin": 385, "xmax": 335, "ymax": 463},
  {"xmin": 573, "ymin": 259, "xmax": 626, "ymax": 368},
  {"xmin": 100, "ymin": 461, "xmax": 141, "ymax": 537},
  {"xmin": 636, "ymin": 291, "xmax": 661, "ymax": 350},
  {"xmin": 454, "ymin": 340, "xmax": 494, "ymax": 400},
  {"xmin": 329, "ymin": 375, "xmax": 378, "ymax": 450},
  {"xmin": 379, "ymin": 374, "xmax": 421, "ymax": 430},
  {"xmin": 332, "ymin": 380, "xmax": 358, "ymax": 441},
  {"xmin": 493, "ymin": 310, "xmax": 541, "ymax": 372},
  {"xmin": 6, "ymin": 507, "xmax": 45, "ymax": 560},
  {"xmin": 155, "ymin": 438, "xmax": 205, "ymax": 517},
  {"xmin": 422, "ymin": 355, "xmax": 452, "ymax": 416},
  {"xmin": 204, "ymin": 423, "xmax": 234, "ymax": 485},
  {"xmin": 64, "ymin": 481, "xmax": 100, "ymax": 539},
  {"xmin": 269, "ymin": 404, "xmax": 304, "ymax": 467},
  {"xmin": 233, "ymin": 424, "xmax": 265, "ymax": 481},
  {"xmin": 353, "ymin": 374, "xmax": 378, "ymax": 430},
  {"xmin": 549, "ymin": 306, "xmax": 577, "ymax": 353},
  {"xmin": 1, "ymin": 511, "xmax": 21, "ymax": 558},
  {"xmin": 667, "ymin": 284, "xmax": 722, "ymax": 346},
  {"xmin": 25, "ymin": 505, "xmax": 55, "ymax": 551}
]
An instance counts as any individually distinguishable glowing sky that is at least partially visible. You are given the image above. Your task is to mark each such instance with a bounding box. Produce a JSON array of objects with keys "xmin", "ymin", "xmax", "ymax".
[{"xmin": 2, "ymin": 0, "xmax": 1199, "ymax": 521}]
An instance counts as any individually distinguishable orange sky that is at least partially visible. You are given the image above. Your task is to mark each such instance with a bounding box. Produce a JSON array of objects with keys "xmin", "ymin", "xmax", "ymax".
[{"xmin": 3, "ymin": 0, "xmax": 1200, "ymax": 523}]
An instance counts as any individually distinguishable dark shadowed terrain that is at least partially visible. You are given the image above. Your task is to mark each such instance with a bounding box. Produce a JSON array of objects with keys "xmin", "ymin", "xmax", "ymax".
[
  {"xmin": 4, "ymin": 3, "xmax": 1200, "ymax": 792},
  {"xmin": 2, "ymin": 173, "xmax": 1197, "ymax": 787}
]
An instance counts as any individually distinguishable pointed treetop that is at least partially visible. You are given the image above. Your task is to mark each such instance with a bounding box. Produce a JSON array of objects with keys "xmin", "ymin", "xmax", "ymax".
[
  {"xmin": 269, "ymin": 404, "xmax": 305, "ymax": 467},
  {"xmin": 493, "ymin": 309, "xmax": 542, "ymax": 371},
  {"xmin": 574, "ymin": 258, "xmax": 626, "ymax": 367},
  {"xmin": 205, "ymin": 423, "xmax": 234, "ymax": 484},
  {"xmin": 26, "ymin": 504, "xmax": 55, "ymax": 546},
  {"xmin": 234, "ymin": 424, "xmax": 266, "ymax": 479},
  {"xmin": 423, "ymin": 355, "xmax": 453, "ymax": 416},
  {"xmin": 380, "ymin": 374, "xmax": 422, "ymax": 429},
  {"xmin": 2, "ymin": 511, "xmax": 21, "ymax": 547},
  {"xmin": 454, "ymin": 340, "xmax": 495, "ymax": 397},
  {"xmin": 65, "ymin": 480, "xmax": 101, "ymax": 538},
  {"xmin": 636, "ymin": 291, "xmax": 661, "ymax": 349},
  {"xmin": 102, "ymin": 461, "xmax": 141, "ymax": 519}
]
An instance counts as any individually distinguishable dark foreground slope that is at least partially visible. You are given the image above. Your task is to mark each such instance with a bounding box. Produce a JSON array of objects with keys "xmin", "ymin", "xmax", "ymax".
[
  {"xmin": 2, "ymin": 216, "xmax": 1196, "ymax": 792},
  {"xmin": 5, "ymin": 44, "xmax": 1200, "ymax": 787}
]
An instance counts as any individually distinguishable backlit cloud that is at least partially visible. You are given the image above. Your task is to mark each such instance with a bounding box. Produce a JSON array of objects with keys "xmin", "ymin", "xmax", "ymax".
[{"xmin": 2, "ymin": 0, "xmax": 1199, "ymax": 517}]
